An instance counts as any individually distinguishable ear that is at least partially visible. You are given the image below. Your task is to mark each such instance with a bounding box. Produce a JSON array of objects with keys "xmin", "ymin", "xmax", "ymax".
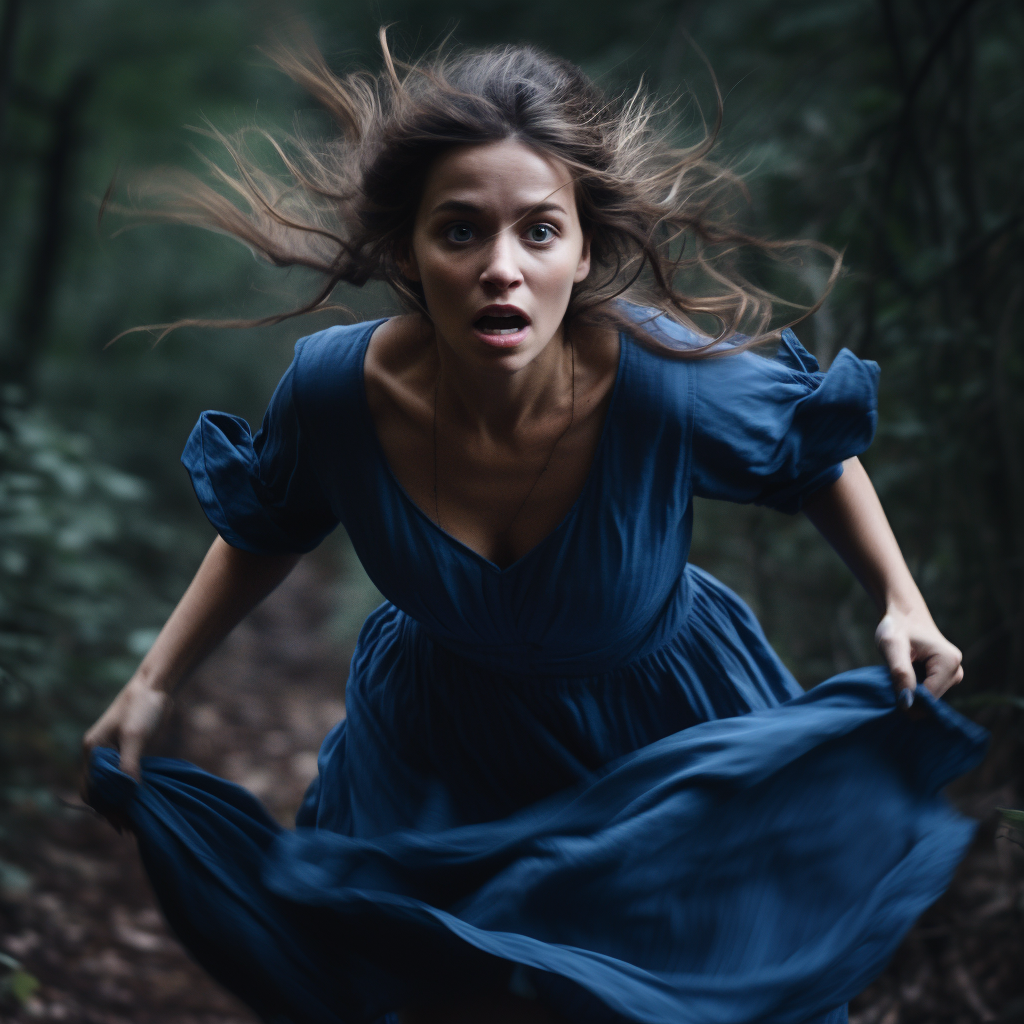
[
  {"xmin": 573, "ymin": 232, "xmax": 592, "ymax": 284},
  {"xmin": 395, "ymin": 239, "xmax": 421, "ymax": 283}
]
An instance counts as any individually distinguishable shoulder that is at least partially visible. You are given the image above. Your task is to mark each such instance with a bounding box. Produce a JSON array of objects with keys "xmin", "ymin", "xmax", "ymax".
[
  {"xmin": 619, "ymin": 302, "xmax": 819, "ymax": 371},
  {"xmin": 619, "ymin": 303, "xmax": 712, "ymax": 354},
  {"xmin": 615, "ymin": 304, "xmax": 838, "ymax": 439},
  {"xmin": 622, "ymin": 304, "xmax": 830, "ymax": 402},
  {"xmin": 288, "ymin": 318, "xmax": 385, "ymax": 411},
  {"xmin": 615, "ymin": 305, "xmax": 702, "ymax": 423},
  {"xmin": 362, "ymin": 315, "xmax": 435, "ymax": 403},
  {"xmin": 361, "ymin": 314, "xmax": 439, "ymax": 429}
]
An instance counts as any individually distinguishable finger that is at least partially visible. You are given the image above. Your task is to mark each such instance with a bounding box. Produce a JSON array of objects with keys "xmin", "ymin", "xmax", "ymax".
[
  {"xmin": 921, "ymin": 650, "xmax": 962, "ymax": 699},
  {"xmin": 877, "ymin": 629, "xmax": 916, "ymax": 703},
  {"xmin": 81, "ymin": 722, "xmax": 103, "ymax": 755},
  {"xmin": 82, "ymin": 705, "xmax": 117, "ymax": 759},
  {"xmin": 81, "ymin": 716, "xmax": 113, "ymax": 764},
  {"xmin": 118, "ymin": 731, "xmax": 144, "ymax": 782}
]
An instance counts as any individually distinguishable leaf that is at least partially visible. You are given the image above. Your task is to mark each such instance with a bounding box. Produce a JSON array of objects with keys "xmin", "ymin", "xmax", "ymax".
[
  {"xmin": 7, "ymin": 969, "xmax": 40, "ymax": 1005},
  {"xmin": 0, "ymin": 858, "xmax": 31, "ymax": 896},
  {"xmin": 997, "ymin": 808, "xmax": 1024, "ymax": 825},
  {"xmin": 0, "ymin": 953, "xmax": 40, "ymax": 1008}
]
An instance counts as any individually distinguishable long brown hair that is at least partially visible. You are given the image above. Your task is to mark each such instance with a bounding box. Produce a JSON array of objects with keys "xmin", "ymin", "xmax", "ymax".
[{"xmin": 107, "ymin": 29, "xmax": 840, "ymax": 357}]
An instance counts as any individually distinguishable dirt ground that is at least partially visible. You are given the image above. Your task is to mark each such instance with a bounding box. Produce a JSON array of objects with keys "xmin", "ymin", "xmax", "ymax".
[{"xmin": 1, "ymin": 557, "xmax": 1022, "ymax": 1024}]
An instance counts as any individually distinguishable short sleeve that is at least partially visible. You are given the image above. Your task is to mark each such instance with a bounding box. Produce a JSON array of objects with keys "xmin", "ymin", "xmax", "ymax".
[
  {"xmin": 181, "ymin": 341, "xmax": 339, "ymax": 554},
  {"xmin": 690, "ymin": 329, "xmax": 879, "ymax": 513}
]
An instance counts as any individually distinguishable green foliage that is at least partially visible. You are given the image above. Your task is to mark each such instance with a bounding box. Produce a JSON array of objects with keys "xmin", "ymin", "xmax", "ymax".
[
  {"xmin": 0, "ymin": 952, "xmax": 40, "ymax": 1009},
  {"xmin": 0, "ymin": 386, "xmax": 174, "ymax": 805}
]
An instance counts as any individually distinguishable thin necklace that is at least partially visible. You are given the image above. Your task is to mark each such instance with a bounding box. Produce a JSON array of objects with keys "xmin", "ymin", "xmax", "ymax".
[{"xmin": 432, "ymin": 337, "xmax": 576, "ymax": 534}]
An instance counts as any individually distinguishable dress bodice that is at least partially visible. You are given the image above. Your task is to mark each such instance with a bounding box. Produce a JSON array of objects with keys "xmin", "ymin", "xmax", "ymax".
[{"xmin": 182, "ymin": 309, "xmax": 879, "ymax": 674}]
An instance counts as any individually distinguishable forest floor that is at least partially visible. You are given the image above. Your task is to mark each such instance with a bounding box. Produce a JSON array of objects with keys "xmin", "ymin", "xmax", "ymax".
[{"xmin": 1, "ymin": 558, "xmax": 1023, "ymax": 1024}]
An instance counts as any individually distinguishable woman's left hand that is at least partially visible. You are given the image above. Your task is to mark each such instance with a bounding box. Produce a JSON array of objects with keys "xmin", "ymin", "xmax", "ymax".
[
  {"xmin": 804, "ymin": 460, "xmax": 964, "ymax": 708},
  {"xmin": 875, "ymin": 605, "xmax": 964, "ymax": 704}
]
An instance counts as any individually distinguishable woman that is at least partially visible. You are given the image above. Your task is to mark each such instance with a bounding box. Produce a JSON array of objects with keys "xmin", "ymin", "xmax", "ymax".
[{"xmin": 84, "ymin": 36, "xmax": 987, "ymax": 1024}]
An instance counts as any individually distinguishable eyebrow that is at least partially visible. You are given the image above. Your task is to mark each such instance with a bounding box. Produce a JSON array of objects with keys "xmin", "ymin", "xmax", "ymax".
[{"xmin": 428, "ymin": 199, "xmax": 570, "ymax": 219}]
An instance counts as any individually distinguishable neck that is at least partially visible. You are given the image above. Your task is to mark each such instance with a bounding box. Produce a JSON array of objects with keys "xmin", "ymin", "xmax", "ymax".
[{"xmin": 434, "ymin": 324, "xmax": 573, "ymax": 437}]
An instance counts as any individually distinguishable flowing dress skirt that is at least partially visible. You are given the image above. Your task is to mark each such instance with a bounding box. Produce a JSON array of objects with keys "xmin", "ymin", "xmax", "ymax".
[{"xmin": 88, "ymin": 569, "xmax": 988, "ymax": 1024}]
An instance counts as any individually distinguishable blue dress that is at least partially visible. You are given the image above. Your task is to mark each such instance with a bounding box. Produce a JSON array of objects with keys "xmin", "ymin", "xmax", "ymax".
[{"xmin": 88, "ymin": 309, "xmax": 988, "ymax": 1024}]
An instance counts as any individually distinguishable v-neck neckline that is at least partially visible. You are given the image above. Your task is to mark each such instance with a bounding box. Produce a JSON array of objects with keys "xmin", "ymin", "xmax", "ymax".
[{"xmin": 356, "ymin": 319, "xmax": 628, "ymax": 576}]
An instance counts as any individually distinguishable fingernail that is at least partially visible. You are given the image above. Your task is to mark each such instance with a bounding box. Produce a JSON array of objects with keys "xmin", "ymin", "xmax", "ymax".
[{"xmin": 898, "ymin": 688, "xmax": 915, "ymax": 711}]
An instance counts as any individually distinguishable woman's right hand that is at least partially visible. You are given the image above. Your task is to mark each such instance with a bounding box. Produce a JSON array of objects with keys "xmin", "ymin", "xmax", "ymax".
[
  {"xmin": 82, "ymin": 676, "xmax": 171, "ymax": 784},
  {"xmin": 80, "ymin": 537, "xmax": 301, "ymax": 798}
]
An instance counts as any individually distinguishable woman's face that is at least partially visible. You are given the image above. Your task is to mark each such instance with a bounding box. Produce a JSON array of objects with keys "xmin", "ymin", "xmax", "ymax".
[{"xmin": 401, "ymin": 138, "xmax": 591, "ymax": 373}]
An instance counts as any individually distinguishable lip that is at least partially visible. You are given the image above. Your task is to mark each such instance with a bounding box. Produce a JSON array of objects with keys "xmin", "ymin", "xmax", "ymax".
[{"xmin": 472, "ymin": 304, "xmax": 532, "ymax": 349}]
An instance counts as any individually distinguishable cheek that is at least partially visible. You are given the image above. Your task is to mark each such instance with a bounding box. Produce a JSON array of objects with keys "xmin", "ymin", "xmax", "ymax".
[
  {"xmin": 540, "ymin": 248, "xmax": 585, "ymax": 296},
  {"xmin": 418, "ymin": 253, "xmax": 467, "ymax": 296},
  {"xmin": 424, "ymin": 235, "xmax": 469, "ymax": 271}
]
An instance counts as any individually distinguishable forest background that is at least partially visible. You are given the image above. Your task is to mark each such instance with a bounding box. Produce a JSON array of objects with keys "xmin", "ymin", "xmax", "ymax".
[{"xmin": 1, "ymin": 0, "xmax": 1022, "ymax": 901}]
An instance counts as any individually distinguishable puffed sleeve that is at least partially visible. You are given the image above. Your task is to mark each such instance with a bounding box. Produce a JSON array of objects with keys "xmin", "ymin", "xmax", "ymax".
[
  {"xmin": 180, "ymin": 341, "xmax": 339, "ymax": 553},
  {"xmin": 690, "ymin": 329, "xmax": 880, "ymax": 513}
]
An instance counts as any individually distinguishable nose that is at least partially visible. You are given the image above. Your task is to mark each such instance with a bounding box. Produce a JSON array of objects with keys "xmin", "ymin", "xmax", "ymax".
[{"xmin": 479, "ymin": 230, "xmax": 523, "ymax": 292}]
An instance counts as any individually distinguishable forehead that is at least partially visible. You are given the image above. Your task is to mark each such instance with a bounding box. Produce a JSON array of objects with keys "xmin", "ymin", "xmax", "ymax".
[{"xmin": 419, "ymin": 139, "xmax": 577, "ymax": 215}]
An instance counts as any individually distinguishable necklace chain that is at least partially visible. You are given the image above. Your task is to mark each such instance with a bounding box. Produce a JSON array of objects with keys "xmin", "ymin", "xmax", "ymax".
[{"xmin": 432, "ymin": 338, "xmax": 576, "ymax": 537}]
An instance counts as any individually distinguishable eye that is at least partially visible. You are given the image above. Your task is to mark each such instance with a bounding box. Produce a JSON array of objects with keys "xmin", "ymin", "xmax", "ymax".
[
  {"xmin": 525, "ymin": 224, "xmax": 556, "ymax": 244},
  {"xmin": 443, "ymin": 223, "xmax": 475, "ymax": 243}
]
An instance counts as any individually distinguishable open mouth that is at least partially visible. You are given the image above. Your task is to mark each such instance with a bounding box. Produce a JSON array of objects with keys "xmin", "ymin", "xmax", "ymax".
[{"xmin": 474, "ymin": 314, "xmax": 529, "ymax": 336}]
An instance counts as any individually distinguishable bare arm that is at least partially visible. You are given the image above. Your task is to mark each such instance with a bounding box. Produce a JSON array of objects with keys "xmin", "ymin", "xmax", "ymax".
[
  {"xmin": 803, "ymin": 457, "xmax": 963, "ymax": 704},
  {"xmin": 83, "ymin": 536, "xmax": 300, "ymax": 780}
]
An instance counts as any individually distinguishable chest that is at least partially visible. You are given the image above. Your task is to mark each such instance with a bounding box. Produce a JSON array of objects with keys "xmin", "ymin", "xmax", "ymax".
[
  {"xmin": 373, "ymin": 378, "xmax": 614, "ymax": 570},
  {"xmin": 363, "ymin": 325, "xmax": 622, "ymax": 569}
]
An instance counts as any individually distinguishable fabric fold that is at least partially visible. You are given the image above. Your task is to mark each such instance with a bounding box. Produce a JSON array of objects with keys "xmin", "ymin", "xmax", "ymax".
[
  {"xmin": 182, "ymin": 411, "xmax": 293, "ymax": 553},
  {"xmin": 688, "ymin": 330, "xmax": 879, "ymax": 514},
  {"xmin": 89, "ymin": 671, "xmax": 986, "ymax": 1024},
  {"xmin": 181, "ymin": 340, "xmax": 340, "ymax": 554}
]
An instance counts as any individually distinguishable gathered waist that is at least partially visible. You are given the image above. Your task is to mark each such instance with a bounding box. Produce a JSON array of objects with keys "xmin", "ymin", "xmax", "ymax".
[
  {"xmin": 354, "ymin": 565, "xmax": 789, "ymax": 683},
  {"xmin": 411, "ymin": 572, "xmax": 695, "ymax": 678},
  {"xmin": 347, "ymin": 563, "xmax": 803, "ymax": 743}
]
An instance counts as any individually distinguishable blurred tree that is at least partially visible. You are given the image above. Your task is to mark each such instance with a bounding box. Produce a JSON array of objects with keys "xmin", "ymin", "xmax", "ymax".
[{"xmin": 687, "ymin": 0, "xmax": 1024, "ymax": 703}]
